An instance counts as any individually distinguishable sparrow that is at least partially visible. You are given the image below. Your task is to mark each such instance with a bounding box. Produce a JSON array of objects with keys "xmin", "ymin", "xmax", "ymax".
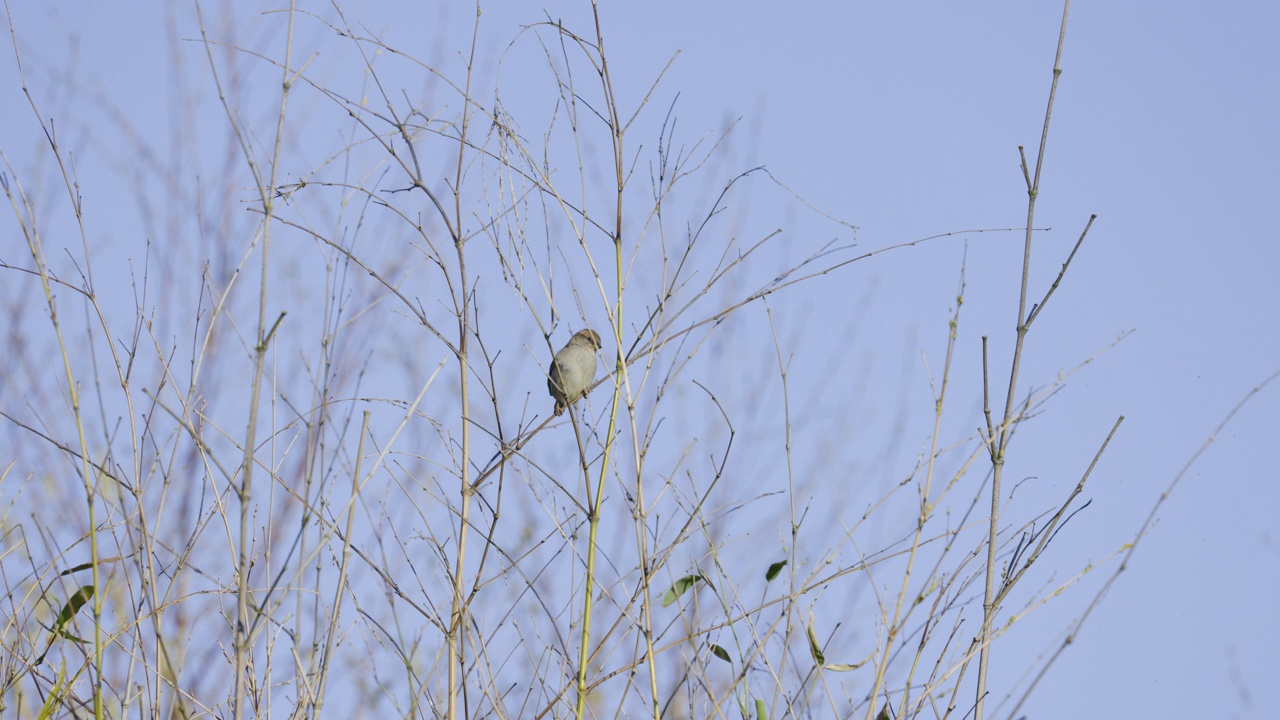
[{"xmin": 547, "ymin": 329, "xmax": 602, "ymax": 416}]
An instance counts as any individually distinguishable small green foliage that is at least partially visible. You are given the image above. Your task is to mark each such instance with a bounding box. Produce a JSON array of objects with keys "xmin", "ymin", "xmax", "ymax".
[
  {"xmin": 36, "ymin": 664, "xmax": 67, "ymax": 720},
  {"xmin": 48, "ymin": 585, "xmax": 94, "ymax": 645},
  {"xmin": 661, "ymin": 574, "xmax": 704, "ymax": 607},
  {"xmin": 806, "ymin": 616, "xmax": 824, "ymax": 665}
]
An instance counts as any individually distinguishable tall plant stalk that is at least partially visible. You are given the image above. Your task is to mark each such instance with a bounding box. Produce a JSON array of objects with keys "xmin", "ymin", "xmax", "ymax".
[{"xmin": 974, "ymin": 3, "xmax": 1072, "ymax": 718}]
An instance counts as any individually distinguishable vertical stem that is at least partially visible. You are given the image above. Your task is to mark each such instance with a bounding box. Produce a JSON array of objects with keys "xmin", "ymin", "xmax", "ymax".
[
  {"xmin": 228, "ymin": 4, "xmax": 296, "ymax": 717},
  {"xmin": 312, "ymin": 412, "xmax": 371, "ymax": 717},
  {"xmin": 446, "ymin": 7, "xmax": 482, "ymax": 718},
  {"xmin": 575, "ymin": 6, "xmax": 625, "ymax": 717},
  {"xmin": 22, "ymin": 181, "xmax": 104, "ymax": 720},
  {"xmin": 447, "ymin": 245, "xmax": 471, "ymax": 720},
  {"xmin": 974, "ymin": 3, "xmax": 1070, "ymax": 718}
]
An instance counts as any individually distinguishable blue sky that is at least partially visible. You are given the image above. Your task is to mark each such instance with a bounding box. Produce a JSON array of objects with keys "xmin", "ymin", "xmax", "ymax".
[{"xmin": 2, "ymin": 2, "xmax": 1276, "ymax": 718}]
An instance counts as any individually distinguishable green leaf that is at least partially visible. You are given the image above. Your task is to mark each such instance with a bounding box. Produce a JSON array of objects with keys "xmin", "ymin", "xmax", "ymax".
[
  {"xmin": 806, "ymin": 615, "xmax": 824, "ymax": 665},
  {"xmin": 36, "ymin": 663, "xmax": 66, "ymax": 720},
  {"xmin": 661, "ymin": 574, "xmax": 704, "ymax": 607},
  {"xmin": 764, "ymin": 560, "xmax": 787, "ymax": 581},
  {"xmin": 37, "ymin": 585, "xmax": 94, "ymax": 664},
  {"xmin": 51, "ymin": 585, "xmax": 94, "ymax": 640},
  {"xmin": 710, "ymin": 644, "xmax": 731, "ymax": 664}
]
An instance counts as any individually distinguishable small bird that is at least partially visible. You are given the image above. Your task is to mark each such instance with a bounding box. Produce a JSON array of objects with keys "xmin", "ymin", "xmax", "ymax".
[{"xmin": 547, "ymin": 329, "xmax": 602, "ymax": 416}]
